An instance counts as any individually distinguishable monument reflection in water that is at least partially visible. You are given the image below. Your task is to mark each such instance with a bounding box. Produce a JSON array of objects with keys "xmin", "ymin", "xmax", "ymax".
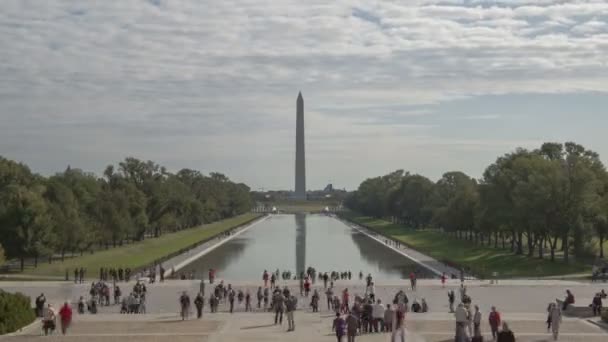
[{"xmin": 187, "ymin": 214, "xmax": 434, "ymax": 280}]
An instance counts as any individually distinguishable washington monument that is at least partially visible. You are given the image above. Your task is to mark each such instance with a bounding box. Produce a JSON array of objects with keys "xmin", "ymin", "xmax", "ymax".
[{"xmin": 294, "ymin": 92, "xmax": 306, "ymax": 200}]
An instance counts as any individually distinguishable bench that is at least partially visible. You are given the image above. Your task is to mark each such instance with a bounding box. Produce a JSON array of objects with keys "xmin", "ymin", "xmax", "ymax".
[{"xmin": 556, "ymin": 299, "xmax": 601, "ymax": 318}]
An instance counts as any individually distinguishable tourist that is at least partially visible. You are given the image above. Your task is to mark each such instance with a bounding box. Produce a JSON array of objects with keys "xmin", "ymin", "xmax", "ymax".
[
  {"xmin": 342, "ymin": 288, "xmax": 350, "ymax": 314},
  {"xmin": 562, "ymin": 289, "xmax": 574, "ymax": 310},
  {"xmin": 323, "ymin": 272, "xmax": 329, "ymax": 289},
  {"xmin": 473, "ymin": 305, "xmax": 482, "ymax": 338},
  {"xmin": 365, "ymin": 282, "xmax": 375, "ymax": 302},
  {"xmin": 467, "ymin": 303, "xmax": 474, "ymax": 336},
  {"xmin": 372, "ymin": 299, "xmax": 384, "ymax": 333},
  {"xmin": 409, "ymin": 272, "xmax": 417, "ymax": 291},
  {"xmin": 272, "ymin": 290, "xmax": 285, "ymax": 325},
  {"xmin": 35, "ymin": 293, "xmax": 46, "ymax": 318},
  {"xmin": 411, "ymin": 299, "xmax": 421, "ymax": 313},
  {"xmin": 159, "ymin": 265, "xmax": 165, "ymax": 282},
  {"xmin": 263, "ymin": 270, "xmax": 269, "ymax": 287},
  {"xmin": 441, "ymin": 272, "xmax": 447, "ymax": 288},
  {"xmin": 114, "ymin": 285, "xmax": 121, "ymax": 305},
  {"xmin": 256, "ymin": 287, "xmax": 263, "ymax": 309},
  {"xmin": 548, "ymin": 302, "xmax": 562, "ymax": 340},
  {"xmin": 459, "ymin": 284, "xmax": 467, "ymax": 302},
  {"xmin": 384, "ymin": 304, "xmax": 394, "ymax": 332},
  {"xmin": 392, "ymin": 306, "xmax": 406, "ymax": 342},
  {"xmin": 179, "ymin": 291, "xmax": 190, "ymax": 320},
  {"xmin": 496, "ymin": 322, "xmax": 515, "ymax": 342},
  {"xmin": 447, "ymin": 290, "xmax": 455, "ymax": 312},
  {"xmin": 326, "ymin": 286, "xmax": 334, "ymax": 310},
  {"xmin": 592, "ymin": 293, "xmax": 602, "ymax": 316},
  {"xmin": 270, "ymin": 272, "xmax": 277, "ymax": 289},
  {"xmin": 366, "ymin": 274, "xmax": 373, "ymax": 287},
  {"xmin": 42, "ymin": 304, "xmax": 56, "ymax": 336},
  {"xmin": 332, "ymin": 312, "xmax": 346, "ymax": 342},
  {"xmin": 78, "ymin": 296, "xmax": 86, "ymax": 314},
  {"xmin": 359, "ymin": 271, "xmax": 363, "ymax": 280},
  {"xmin": 209, "ymin": 268, "xmax": 215, "ymax": 284},
  {"xmin": 304, "ymin": 276, "xmax": 311, "ymax": 297},
  {"xmin": 263, "ymin": 287, "xmax": 270, "ymax": 309},
  {"xmin": 333, "ymin": 296, "xmax": 341, "ymax": 314},
  {"xmin": 346, "ymin": 311, "xmax": 359, "ymax": 342},
  {"xmin": 58, "ymin": 302, "xmax": 72, "ymax": 335},
  {"xmin": 228, "ymin": 286, "xmax": 236, "ymax": 313},
  {"xmin": 194, "ymin": 292, "xmax": 204, "ymax": 318},
  {"xmin": 362, "ymin": 299, "xmax": 373, "ymax": 333},
  {"xmin": 311, "ymin": 289, "xmax": 320, "ymax": 312},
  {"xmin": 245, "ymin": 290, "xmax": 252, "ymax": 312},
  {"xmin": 285, "ymin": 294, "xmax": 297, "ymax": 331},
  {"xmin": 454, "ymin": 303, "xmax": 468, "ymax": 342},
  {"xmin": 489, "ymin": 306, "xmax": 501, "ymax": 340},
  {"xmin": 421, "ymin": 298, "xmax": 428, "ymax": 313},
  {"xmin": 209, "ymin": 294, "xmax": 218, "ymax": 313}
]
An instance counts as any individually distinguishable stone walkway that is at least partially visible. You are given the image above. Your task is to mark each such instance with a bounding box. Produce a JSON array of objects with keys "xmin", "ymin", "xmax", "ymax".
[{"xmin": 5, "ymin": 310, "xmax": 607, "ymax": 342}]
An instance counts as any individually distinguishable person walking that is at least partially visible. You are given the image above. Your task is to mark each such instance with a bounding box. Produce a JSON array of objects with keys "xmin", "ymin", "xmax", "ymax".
[
  {"xmin": 489, "ymin": 306, "xmax": 501, "ymax": 340},
  {"xmin": 392, "ymin": 306, "xmax": 406, "ymax": 342},
  {"xmin": 42, "ymin": 304, "xmax": 57, "ymax": 336},
  {"xmin": 448, "ymin": 290, "xmax": 455, "ymax": 313},
  {"xmin": 332, "ymin": 313, "xmax": 346, "ymax": 342},
  {"xmin": 228, "ymin": 287, "xmax": 236, "ymax": 313},
  {"xmin": 467, "ymin": 303, "xmax": 474, "ymax": 337},
  {"xmin": 345, "ymin": 312, "xmax": 359, "ymax": 342},
  {"xmin": 548, "ymin": 302, "xmax": 562, "ymax": 340},
  {"xmin": 245, "ymin": 291, "xmax": 252, "ymax": 312},
  {"xmin": 409, "ymin": 272, "xmax": 416, "ymax": 291},
  {"xmin": 441, "ymin": 272, "xmax": 447, "ymax": 288},
  {"xmin": 497, "ymin": 322, "xmax": 515, "ymax": 342},
  {"xmin": 285, "ymin": 294, "xmax": 298, "ymax": 331},
  {"xmin": 179, "ymin": 292, "xmax": 191, "ymax": 320},
  {"xmin": 58, "ymin": 302, "xmax": 72, "ymax": 335},
  {"xmin": 194, "ymin": 292, "xmax": 205, "ymax": 318}
]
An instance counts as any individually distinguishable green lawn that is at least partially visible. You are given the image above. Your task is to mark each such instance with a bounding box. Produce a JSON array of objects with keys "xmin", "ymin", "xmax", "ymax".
[
  {"xmin": 21, "ymin": 213, "xmax": 262, "ymax": 277},
  {"xmin": 339, "ymin": 212, "xmax": 591, "ymax": 278}
]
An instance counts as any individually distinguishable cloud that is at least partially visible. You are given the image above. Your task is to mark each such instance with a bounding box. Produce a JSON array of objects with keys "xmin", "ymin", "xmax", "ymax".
[{"xmin": 0, "ymin": 0, "xmax": 607, "ymax": 189}]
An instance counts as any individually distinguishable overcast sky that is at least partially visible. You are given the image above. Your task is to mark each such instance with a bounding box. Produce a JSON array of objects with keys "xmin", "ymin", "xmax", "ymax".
[{"xmin": 2, "ymin": 0, "xmax": 608, "ymax": 191}]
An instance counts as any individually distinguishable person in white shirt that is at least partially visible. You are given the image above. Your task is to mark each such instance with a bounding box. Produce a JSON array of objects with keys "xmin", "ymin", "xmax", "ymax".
[
  {"xmin": 42, "ymin": 304, "xmax": 56, "ymax": 335},
  {"xmin": 372, "ymin": 299, "xmax": 385, "ymax": 333},
  {"xmin": 473, "ymin": 305, "xmax": 482, "ymax": 338},
  {"xmin": 454, "ymin": 303, "xmax": 468, "ymax": 342}
]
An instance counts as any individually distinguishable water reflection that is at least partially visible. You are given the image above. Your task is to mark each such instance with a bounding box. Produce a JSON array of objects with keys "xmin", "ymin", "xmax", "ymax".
[
  {"xmin": 295, "ymin": 213, "xmax": 306, "ymax": 274},
  {"xmin": 185, "ymin": 214, "xmax": 432, "ymax": 281}
]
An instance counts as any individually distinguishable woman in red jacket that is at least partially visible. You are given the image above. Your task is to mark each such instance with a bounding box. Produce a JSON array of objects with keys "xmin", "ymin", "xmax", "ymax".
[{"xmin": 58, "ymin": 302, "xmax": 72, "ymax": 335}]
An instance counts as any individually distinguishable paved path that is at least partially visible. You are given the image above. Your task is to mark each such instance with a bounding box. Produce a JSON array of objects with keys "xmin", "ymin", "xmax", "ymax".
[{"xmin": 5, "ymin": 309, "xmax": 607, "ymax": 342}]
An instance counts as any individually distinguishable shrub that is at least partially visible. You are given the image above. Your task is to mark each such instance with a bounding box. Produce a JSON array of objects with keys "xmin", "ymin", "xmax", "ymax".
[{"xmin": 0, "ymin": 290, "xmax": 36, "ymax": 334}]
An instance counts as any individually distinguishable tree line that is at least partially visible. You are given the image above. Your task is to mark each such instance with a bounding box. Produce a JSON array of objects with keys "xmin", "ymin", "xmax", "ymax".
[
  {"xmin": 0, "ymin": 156, "xmax": 253, "ymax": 269},
  {"xmin": 345, "ymin": 142, "xmax": 608, "ymax": 263}
]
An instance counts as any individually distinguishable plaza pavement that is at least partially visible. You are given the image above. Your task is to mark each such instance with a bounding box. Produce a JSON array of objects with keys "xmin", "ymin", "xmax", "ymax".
[{"xmin": 2, "ymin": 278, "xmax": 608, "ymax": 341}]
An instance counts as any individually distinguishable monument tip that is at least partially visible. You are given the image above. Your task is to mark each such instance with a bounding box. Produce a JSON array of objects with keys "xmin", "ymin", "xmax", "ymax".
[{"xmin": 297, "ymin": 91, "xmax": 303, "ymax": 100}]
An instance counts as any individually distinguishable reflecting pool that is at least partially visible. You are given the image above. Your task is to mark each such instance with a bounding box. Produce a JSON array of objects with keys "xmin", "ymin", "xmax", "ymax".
[{"xmin": 186, "ymin": 214, "xmax": 434, "ymax": 280}]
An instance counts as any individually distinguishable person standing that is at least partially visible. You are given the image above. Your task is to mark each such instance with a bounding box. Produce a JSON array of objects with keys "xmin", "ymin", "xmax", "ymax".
[
  {"xmin": 58, "ymin": 302, "xmax": 72, "ymax": 335},
  {"xmin": 159, "ymin": 265, "xmax": 165, "ymax": 282},
  {"xmin": 342, "ymin": 289, "xmax": 350, "ymax": 314},
  {"xmin": 285, "ymin": 294, "xmax": 297, "ymax": 331},
  {"xmin": 228, "ymin": 287, "xmax": 236, "ymax": 313},
  {"xmin": 345, "ymin": 311, "xmax": 359, "ymax": 342},
  {"xmin": 592, "ymin": 293, "xmax": 602, "ymax": 316},
  {"xmin": 372, "ymin": 299, "xmax": 385, "ymax": 333},
  {"xmin": 384, "ymin": 304, "xmax": 394, "ymax": 333},
  {"xmin": 273, "ymin": 290, "xmax": 285, "ymax": 325},
  {"xmin": 245, "ymin": 291, "xmax": 252, "ymax": 312},
  {"xmin": 441, "ymin": 272, "xmax": 446, "ymax": 288},
  {"xmin": 35, "ymin": 293, "xmax": 46, "ymax": 318},
  {"xmin": 454, "ymin": 303, "xmax": 468, "ymax": 342},
  {"xmin": 263, "ymin": 270, "xmax": 269, "ymax": 288},
  {"xmin": 473, "ymin": 305, "xmax": 482, "ymax": 339},
  {"xmin": 548, "ymin": 302, "xmax": 562, "ymax": 340},
  {"xmin": 467, "ymin": 303, "xmax": 474, "ymax": 337},
  {"xmin": 332, "ymin": 312, "xmax": 346, "ymax": 342},
  {"xmin": 489, "ymin": 306, "xmax": 501, "ymax": 340},
  {"xmin": 326, "ymin": 287, "xmax": 334, "ymax": 310},
  {"xmin": 497, "ymin": 322, "xmax": 515, "ymax": 342},
  {"xmin": 194, "ymin": 292, "xmax": 205, "ymax": 318}
]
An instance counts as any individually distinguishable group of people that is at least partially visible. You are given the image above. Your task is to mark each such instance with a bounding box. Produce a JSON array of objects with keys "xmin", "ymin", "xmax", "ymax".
[
  {"xmin": 120, "ymin": 281, "xmax": 148, "ymax": 314},
  {"xmin": 40, "ymin": 302, "xmax": 73, "ymax": 336}
]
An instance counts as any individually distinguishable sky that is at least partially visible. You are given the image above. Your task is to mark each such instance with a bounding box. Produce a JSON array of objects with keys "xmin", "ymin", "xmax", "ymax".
[{"xmin": 1, "ymin": 0, "xmax": 608, "ymax": 191}]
